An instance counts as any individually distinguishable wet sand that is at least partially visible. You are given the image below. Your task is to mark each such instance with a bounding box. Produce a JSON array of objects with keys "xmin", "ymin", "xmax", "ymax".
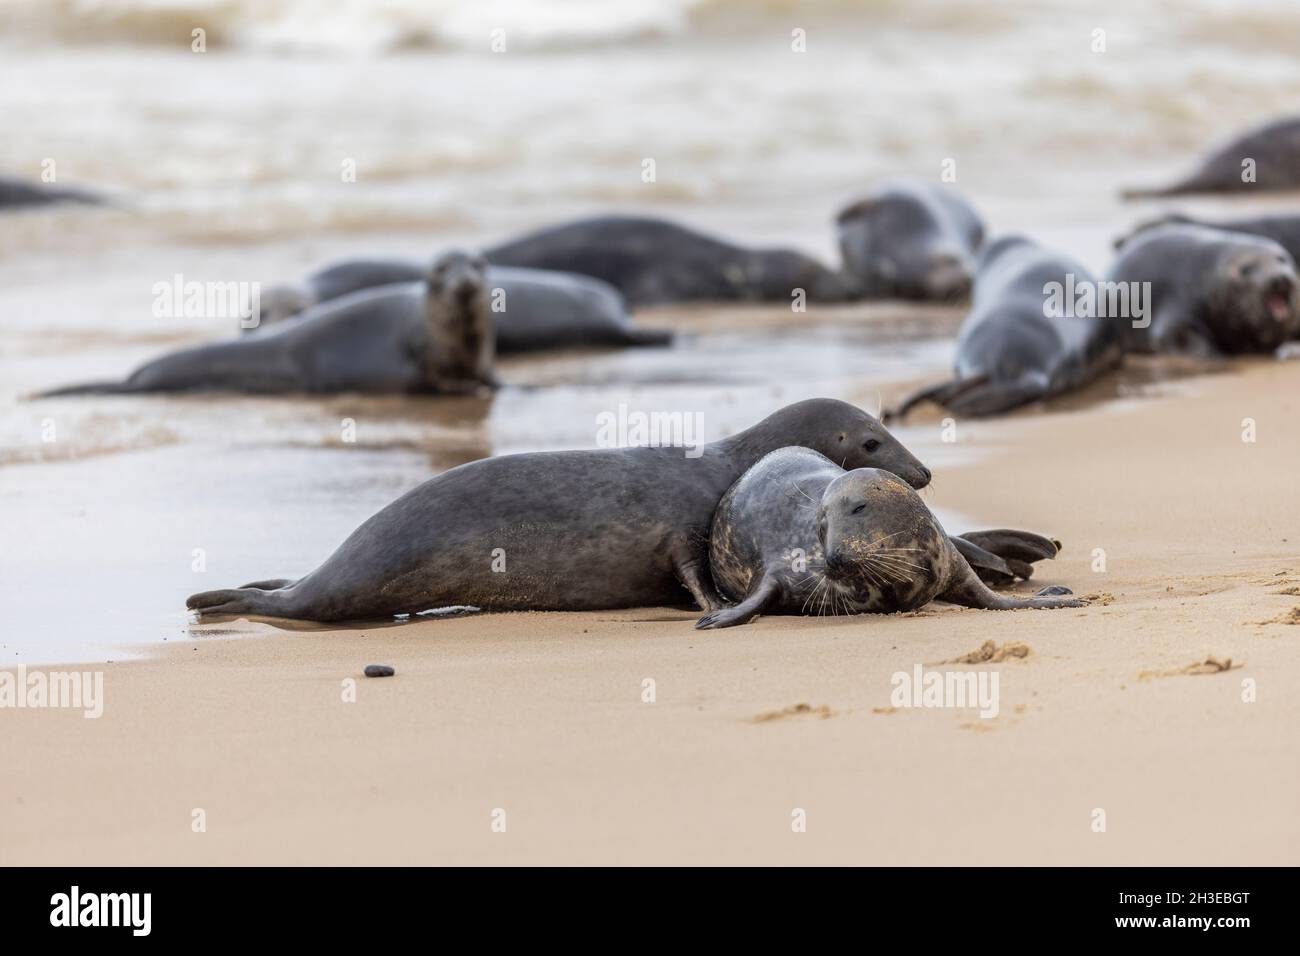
[{"xmin": 5, "ymin": 357, "xmax": 1297, "ymax": 866}]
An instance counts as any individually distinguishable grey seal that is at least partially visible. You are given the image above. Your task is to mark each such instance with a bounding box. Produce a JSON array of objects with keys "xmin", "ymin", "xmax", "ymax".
[
  {"xmin": 37, "ymin": 251, "xmax": 495, "ymax": 396},
  {"xmin": 699, "ymin": 447, "xmax": 1084, "ymax": 628},
  {"xmin": 1122, "ymin": 116, "xmax": 1300, "ymax": 198},
  {"xmin": 255, "ymin": 260, "xmax": 672, "ymax": 352},
  {"xmin": 835, "ymin": 179, "xmax": 985, "ymax": 301},
  {"xmin": 1117, "ymin": 210, "xmax": 1300, "ymax": 268},
  {"xmin": 1108, "ymin": 223, "xmax": 1300, "ymax": 356},
  {"xmin": 484, "ymin": 215, "xmax": 854, "ymax": 306},
  {"xmin": 185, "ymin": 398, "xmax": 932, "ymax": 622},
  {"xmin": 887, "ymin": 235, "xmax": 1123, "ymax": 418},
  {"xmin": 0, "ymin": 175, "xmax": 102, "ymax": 210}
]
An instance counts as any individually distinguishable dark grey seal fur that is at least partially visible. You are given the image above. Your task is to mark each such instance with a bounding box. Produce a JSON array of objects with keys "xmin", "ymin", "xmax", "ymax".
[
  {"xmin": 699, "ymin": 447, "xmax": 1083, "ymax": 629},
  {"xmin": 185, "ymin": 399, "xmax": 932, "ymax": 622},
  {"xmin": 37, "ymin": 251, "xmax": 495, "ymax": 396},
  {"xmin": 1117, "ymin": 210, "xmax": 1300, "ymax": 268},
  {"xmin": 1108, "ymin": 224, "xmax": 1300, "ymax": 356},
  {"xmin": 254, "ymin": 260, "xmax": 672, "ymax": 352},
  {"xmin": 887, "ymin": 235, "xmax": 1123, "ymax": 419},
  {"xmin": 484, "ymin": 215, "xmax": 854, "ymax": 306},
  {"xmin": 0, "ymin": 175, "xmax": 102, "ymax": 210},
  {"xmin": 835, "ymin": 179, "xmax": 985, "ymax": 301},
  {"xmin": 1122, "ymin": 116, "xmax": 1300, "ymax": 198}
]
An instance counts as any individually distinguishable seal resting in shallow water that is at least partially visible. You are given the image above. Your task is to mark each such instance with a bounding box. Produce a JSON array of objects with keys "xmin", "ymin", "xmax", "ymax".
[
  {"xmin": 699, "ymin": 447, "xmax": 1084, "ymax": 629},
  {"xmin": 38, "ymin": 251, "xmax": 495, "ymax": 396},
  {"xmin": 254, "ymin": 260, "xmax": 672, "ymax": 352},
  {"xmin": 186, "ymin": 398, "xmax": 932, "ymax": 622},
  {"xmin": 484, "ymin": 215, "xmax": 854, "ymax": 306}
]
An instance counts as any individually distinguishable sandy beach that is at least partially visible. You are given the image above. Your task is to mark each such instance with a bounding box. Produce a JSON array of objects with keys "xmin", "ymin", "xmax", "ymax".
[
  {"xmin": 5, "ymin": 356, "xmax": 1296, "ymax": 866},
  {"xmin": 4, "ymin": 0, "xmax": 1300, "ymax": 876}
]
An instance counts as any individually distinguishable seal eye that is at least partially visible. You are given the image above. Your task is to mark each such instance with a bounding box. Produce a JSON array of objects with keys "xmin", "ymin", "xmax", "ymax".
[
  {"xmin": 863, "ymin": 439, "xmax": 881, "ymax": 452},
  {"xmin": 852, "ymin": 504, "xmax": 867, "ymax": 515}
]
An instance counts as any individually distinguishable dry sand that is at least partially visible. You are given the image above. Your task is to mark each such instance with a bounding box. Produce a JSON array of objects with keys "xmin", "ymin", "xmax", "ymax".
[{"xmin": 3, "ymin": 358, "xmax": 1299, "ymax": 866}]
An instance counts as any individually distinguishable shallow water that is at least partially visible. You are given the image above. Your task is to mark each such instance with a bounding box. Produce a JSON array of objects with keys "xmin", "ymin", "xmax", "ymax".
[{"xmin": 3, "ymin": 0, "xmax": 1299, "ymax": 661}]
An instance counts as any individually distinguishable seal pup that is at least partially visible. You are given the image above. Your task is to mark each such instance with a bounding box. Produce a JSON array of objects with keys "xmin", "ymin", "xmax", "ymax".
[
  {"xmin": 835, "ymin": 179, "xmax": 985, "ymax": 301},
  {"xmin": 1122, "ymin": 116, "xmax": 1300, "ymax": 198},
  {"xmin": 887, "ymin": 236, "xmax": 1123, "ymax": 419},
  {"xmin": 37, "ymin": 251, "xmax": 495, "ymax": 396},
  {"xmin": 254, "ymin": 260, "xmax": 672, "ymax": 351},
  {"xmin": 186, "ymin": 399, "xmax": 932, "ymax": 622},
  {"xmin": 1108, "ymin": 223, "xmax": 1300, "ymax": 356},
  {"xmin": 0, "ymin": 175, "xmax": 102, "ymax": 210},
  {"xmin": 699, "ymin": 447, "xmax": 1083, "ymax": 629},
  {"xmin": 484, "ymin": 215, "xmax": 854, "ymax": 306}
]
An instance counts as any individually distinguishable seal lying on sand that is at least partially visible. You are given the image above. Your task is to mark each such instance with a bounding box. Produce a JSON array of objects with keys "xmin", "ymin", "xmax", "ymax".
[
  {"xmin": 1117, "ymin": 211, "xmax": 1300, "ymax": 268},
  {"xmin": 484, "ymin": 215, "xmax": 854, "ymax": 306},
  {"xmin": 0, "ymin": 175, "xmax": 102, "ymax": 210},
  {"xmin": 699, "ymin": 447, "xmax": 1083, "ymax": 628},
  {"xmin": 887, "ymin": 236, "xmax": 1123, "ymax": 419},
  {"xmin": 38, "ymin": 251, "xmax": 495, "ymax": 397},
  {"xmin": 254, "ymin": 261, "xmax": 672, "ymax": 351},
  {"xmin": 1108, "ymin": 224, "xmax": 1300, "ymax": 356},
  {"xmin": 835, "ymin": 179, "xmax": 985, "ymax": 301},
  {"xmin": 1122, "ymin": 116, "xmax": 1300, "ymax": 198},
  {"xmin": 186, "ymin": 399, "xmax": 932, "ymax": 621}
]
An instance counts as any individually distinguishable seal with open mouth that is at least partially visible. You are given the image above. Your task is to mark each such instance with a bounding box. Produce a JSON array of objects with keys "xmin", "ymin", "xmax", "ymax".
[{"xmin": 1108, "ymin": 223, "xmax": 1300, "ymax": 356}]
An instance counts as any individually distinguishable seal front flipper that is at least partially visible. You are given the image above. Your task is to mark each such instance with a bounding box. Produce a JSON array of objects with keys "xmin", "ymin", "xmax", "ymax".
[
  {"xmin": 884, "ymin": 375, "xmax": 988, "ymax": 422},
  {"xmin": 943, "ymin": 374, "xmax": 1049, "ymax": 418},
  {"xmin": 696, "ymin": 577, "xmax": 778, "ymax": 629},
  {"xmin": 672, "ymin": 546, "xmax": 725, "ymax": 612},
  {"xmin": 937, "ymin": 540, "xmax": 1085, "ymax": 610}
]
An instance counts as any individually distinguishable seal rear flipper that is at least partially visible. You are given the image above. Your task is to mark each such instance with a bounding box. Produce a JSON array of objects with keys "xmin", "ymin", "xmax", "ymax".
[
  {"xmin": 937, "ymin": 541, "xmax": 1086, "ymax": 610},
  {"xmin": 696, "ymin": 577, "xmax": 778, "ymax": 629},
  {"xmin": 33, "ymin": 380, "xmax": 135, "ymax": 398},
  {"xmin": 186, "ymin": 586, "xmax": 288, "ymax": 618},
  {"xmin": 884, "ymin": 375, "xmax": 989, "ymax": 422},
  {"xmin": 949, "ymin": 535, "xmax": 1017, "ymax": 586},
  {"xmin": 615, "ymin": 325, "xmax": 674, "ymax": 347},
  {"xmin": 958, "ymin": 529, "xmax": 1060, "ymax": 564},
  {"xmin": 239, "ymin": 578, "xmax": 296, "ymax": 590}
]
